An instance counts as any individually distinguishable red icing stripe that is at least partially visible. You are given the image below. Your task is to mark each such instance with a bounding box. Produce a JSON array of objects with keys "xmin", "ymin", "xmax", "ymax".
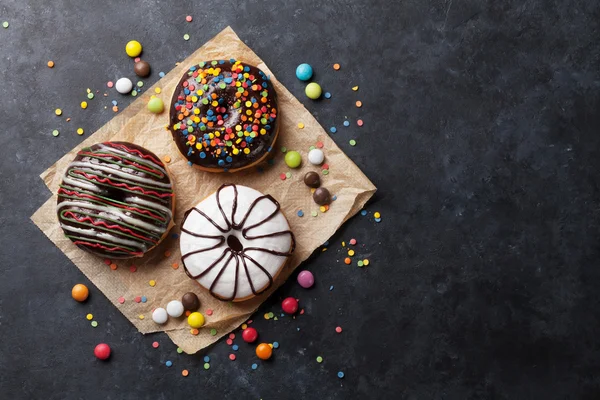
[
  {"xmin": 104, "ymin": 142, "xmax": 163, "ymax": 166},
  {"xmin": 72, "ymin": 240, "xmax": 143, "ymax": 256},
  {"xmin": 73, "ymin": 171, "xmax": 174, "ymax": 198},
  {"xmin": 79, "ymin": 151, "xmax": 163, "ymax": 176},
  {"xmin": 63, "ymin": 211, "xmax": 158, "ymax": 244},
  {"xmin": 58, "ymin": 188, "xmax": 166, "ymax": 221}
]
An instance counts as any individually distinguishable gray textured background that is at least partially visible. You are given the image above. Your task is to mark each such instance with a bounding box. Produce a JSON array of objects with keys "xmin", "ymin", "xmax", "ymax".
[{"xmin": 1, "ymin": 0, "xmax": 600, "ymax": 399}]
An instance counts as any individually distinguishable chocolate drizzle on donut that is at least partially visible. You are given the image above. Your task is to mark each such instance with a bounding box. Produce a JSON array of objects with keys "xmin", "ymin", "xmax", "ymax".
[
  {"xmin": 57, "ymin": 142, "xmax": 174, "ymax": 259},
  {"xmin": 181, "ymin": 184, "xmax": 295, "ymax": 301}
]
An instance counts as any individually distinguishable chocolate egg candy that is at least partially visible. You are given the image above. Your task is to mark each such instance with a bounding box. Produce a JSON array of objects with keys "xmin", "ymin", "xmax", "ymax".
[
  {"xmin": 134, "ymin": 61, "xmax": 151, "ymax": 77},
  {"xmin": 313, "ymin": 187, "xmax": 331, "ymax": 205},
  {"xmin": 304, "ymin": 171, "xmax": 321, "ymax": 188},
  {"xmin": 181, "ymin": 292, "xmax": 200, "ymax": 311}
]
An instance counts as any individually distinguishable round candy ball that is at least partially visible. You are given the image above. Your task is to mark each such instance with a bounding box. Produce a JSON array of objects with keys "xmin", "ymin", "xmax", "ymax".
[
  {"xmin": 182, "ymin": 292, "xmax": 200, "ymax": 311},
  {"xmin": 188, "ymin": 312, "xmax": 205, "ymax": 328},
  {"xmin": 115, "ymin": 77, "xmax": 133, "ymax": 94},
  {"xmin": 242, "ymin": 327, "xmax": 259, "ymax": 343},
  {"xmin": 284, "ymin": 151, "xmax": 302, "ymax": 169},
  {"xmin": 281, "ymin": 297, "xmax": 299, "ymax": 314},
  {"xmin": 94, "ymin": 343, "xmax": 111, "ymax": 360},
  {"xmin": 305, "ymin": 82, "xmax": 322, "ymax": 100},
  {"xmin": 147, "ymin": 97, "xmax": 164, "ymax": 114},
  {"xmin": 303, "ymin": 171, "xmax": 321, "ymax": 188},
  {"xmin": 71, "ymin": 283, "xmax": 89, "ymax": 302},
  {"xmin": 134, "ymin": 60, "xmax": 151, "ymax": 77},
  {"xmin": 295, "ymin": 63, "xmax": 313, "ymax": 81},
  {"xmin": 313, "ymin": 187, "xmax": 332, "ymax": 206},
  {"xmin": 256, "ymin": 343, "xmax": 273, "ymax": 360},
  {"xmin": 308, "ymin": 148, "xmax": 325, "ymax": 165},
  {"xmin": 166, "ymin": 300, "xmax": 184, "ymax": 318},
  {"xmin": 297, "ymin": 270, "xmax": 315, "ymax": 289},
  {"xmin": 152, "ymin": 307, "xmax": 168, "ymax": 325},
  {"xmin": 125, "ymin": 40, "xmax": 142, "ymax": 57}
]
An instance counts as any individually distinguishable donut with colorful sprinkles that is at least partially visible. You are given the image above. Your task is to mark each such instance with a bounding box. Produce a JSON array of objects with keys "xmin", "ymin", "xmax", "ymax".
[
  {"xmin": 57, "ymin": 142, "xmax": 175, "ymax": 259},
  {"xmin": 169, "ymin": 59, "xmax": 279, "ymax": 172}
]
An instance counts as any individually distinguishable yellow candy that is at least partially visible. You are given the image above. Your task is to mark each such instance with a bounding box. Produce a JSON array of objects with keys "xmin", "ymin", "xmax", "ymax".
[
  {"xmin": 188, "ymin": 312, "xmax": 205, "ymax": 328},
  {"xmin": 374, "ymin": 212, "xmax": 381, "ymax": 218},
  {"xmin": 125, "ymin": 40, "xmax": 142, "ymax": 57},
  {"xmin": 55, "ymin": 108, "xmax": 62, "ymax": 116},
  {"xmin": 80, "ymin": 101, "xmax": 87, "ymax": 109}
]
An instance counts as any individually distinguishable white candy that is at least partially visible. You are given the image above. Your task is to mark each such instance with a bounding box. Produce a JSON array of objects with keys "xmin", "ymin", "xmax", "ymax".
[
  {"xmin": 166, "ymin": 300, "xmax": 184, "ymax": 318},
  {"xmin": 308, "ymin": 148, "xmax": 325, "ymax": 165},
  {"xmin": 115, "ymin": 77, "xmax": 133, "ymax": 94},
  {"xmin": 152, "ymin": 307, "xmax": 168, "ymax": 324}
]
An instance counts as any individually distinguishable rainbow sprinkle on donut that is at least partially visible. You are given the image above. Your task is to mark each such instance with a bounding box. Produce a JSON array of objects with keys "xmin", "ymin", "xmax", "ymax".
[{"xmin": 169, "ymin": 59, "xmax": 279, "ymax": 172}]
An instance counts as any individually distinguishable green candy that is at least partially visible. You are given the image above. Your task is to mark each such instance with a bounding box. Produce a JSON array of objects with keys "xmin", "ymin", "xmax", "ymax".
[
  {"xmin": 284, "ymin": 150, "xmax": 302, "ymax": 168},
  {"xmin": 305, "ymin": 82, "xmax": 322, "ymax": 100},
  {"xmin": 147, "ymin": 97, "xmax": 164, "ymax": 114}
]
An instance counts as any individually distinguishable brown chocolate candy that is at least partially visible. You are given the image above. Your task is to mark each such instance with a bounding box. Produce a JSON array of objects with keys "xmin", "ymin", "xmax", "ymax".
[
  {"xmin": 181, "ymin": 292, "xmax": 200, "ymax": 311},
  {"xmin": 303, "ymin": 171, "xmax": 321, "ymax": 188},
  {"xmin": 134, "ymin": 61, "xmax": 151, "ymax": 77},
  {"xmin": 313, "ymin": 187, "xmax": 331, "ymax": 205}
]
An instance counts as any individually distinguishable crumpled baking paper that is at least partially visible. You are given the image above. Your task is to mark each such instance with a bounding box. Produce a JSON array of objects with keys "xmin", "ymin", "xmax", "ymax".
[{"xmin": 31, "ymin": 26, "xmax": 376, "ymax": 354}]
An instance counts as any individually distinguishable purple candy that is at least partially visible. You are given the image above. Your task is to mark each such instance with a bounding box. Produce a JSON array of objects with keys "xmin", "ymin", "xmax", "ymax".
[{"xmin": 297, "ymin": 270, "xmax": 315, "ymax": 289}]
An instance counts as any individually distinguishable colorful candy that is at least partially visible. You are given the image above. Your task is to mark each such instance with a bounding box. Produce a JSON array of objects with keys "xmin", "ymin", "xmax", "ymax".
[
  {"xmin": 295, "ymin": 63, "xmax": 313, "ymax": 81},
  {"xmin": 187, "ymin": 312, "xmax": 205, "ymax": 328},
  {"xmin": 94, "ymin": 343, "xmax": 111, "ymax": 360},
  {"xmin": 313, "ymin": 187, "xmax": 331, "ymax": 205},
  {"xmin": 182, "ymin": 292, "xmax": 200, "ymax": 311},
  {"xmin": 115, "ymin": 77, "xmax": 133, "ymax": 94},
  {"xmin": 125, "ymin": 40, "xmax": 142, "ymax": 57},
  {"xmin": 297, "ymin": 270, "xmax": 315, "ymax": 288},
  {"xmin": 303, "ymin": 171, "xmax": 320, "ymax": 188},
  {"xmin": 308, "ymin": 148, "xmax": 324, "ymax": 165},
  {"xmin": 134, "ymin": 60, "xmax": 151, "ymax": 77},
  {"xmin": 166, "ymin": 300, "xmax": 184, "ymax": 318},
  {"xmin": 281, "ymin": 297, "xmax": 299, "ymax": 314},
  {"xmin": 147, "ymin": 97, "xmax": 164, "ymax": 113},
  {"xmin": 71, "ymin": 284, "xmax": 89, "ymax": 302},
  {"xmin": 305, "ymin": 82, "xmax": 322, "ymax": 99},
  {"xmin": 152, "ymin": 307, "xmax": 168, "ymax": 324},
  {"xmin": 284, "ymin": 151, "xmax": 302, "ymax": 168},
  {"xmin": 255, "ymin": 343, "xmax": 273, "ymax": 360},
  {"xmin": 242, "ymin": 327, "xmax": 259, "ymax": 343}
]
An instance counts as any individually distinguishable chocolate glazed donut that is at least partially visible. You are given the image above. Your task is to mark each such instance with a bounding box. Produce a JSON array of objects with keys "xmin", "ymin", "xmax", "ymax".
[{"xmin": 169, "ymin": 59, "xmax": 279, "ymax": 172}]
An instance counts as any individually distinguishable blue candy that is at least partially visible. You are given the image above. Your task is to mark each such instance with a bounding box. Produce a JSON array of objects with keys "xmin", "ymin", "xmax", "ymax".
[{"xmin": 295, "ymin": 63, "xmax": 313, "ymax": 81}]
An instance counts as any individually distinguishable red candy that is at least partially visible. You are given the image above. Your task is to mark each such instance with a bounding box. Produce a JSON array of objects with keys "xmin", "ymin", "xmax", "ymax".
[
  {"xmin": 94, "ymin": 343, "xmax": 111, "ymax": 360},
  {"xmin": 242, "ymin": 327, "xmax": 258, "ymax": 343},
  {"xmin": 281, "ymin": 297, "xmax": 299, "ymax": 315}
]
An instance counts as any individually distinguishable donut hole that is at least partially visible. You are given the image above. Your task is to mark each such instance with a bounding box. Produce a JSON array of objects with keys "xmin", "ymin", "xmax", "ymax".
[
  {"xmin": 226, "ymin": 235, "xmax": 244, "ymax": 253},
  {"xmin": 105, "ymin": 187, "xmax": 128, "ymax": 203}
]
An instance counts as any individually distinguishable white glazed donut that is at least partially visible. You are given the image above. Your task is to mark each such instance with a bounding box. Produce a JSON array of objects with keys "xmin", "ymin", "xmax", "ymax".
[{"xmin": 180, "ymin": 184, "xmax": 295, "ymax": 302}]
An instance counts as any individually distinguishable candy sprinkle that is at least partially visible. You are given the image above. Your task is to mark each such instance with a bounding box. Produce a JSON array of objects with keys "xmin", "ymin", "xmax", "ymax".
[
  {"xmin": 118, "ymin": 296, "xmax": 125, "ymax": 304},
  {"xmin": 311, "ymin": 211, "xmax": 318, "ymax": 217},
  {"xmin": 349, "ymin": 238, "xmax": 357, "ymax": 245},
  {"xmin": 316, "ymin": 356, "xmax": 323, "ymax": 363},
  {"xmin": 183, "ymin": 34, "xmax": 190, "ymax": 41},
  {"xmin": 47, "ymin": 61, "xmax": 55, "ymax": 68},
  {"xmin": 177, "ymin": 347, "xmax": 183, "ymax": 354},
  {"xmin": 348, "ymin": 250, "xmax": 355, "ymax": 256},
  {"xmin": 333, "ymin": 63, "xmax": 341, "ymax": 70},
  {"xmin": 109, "ymin": 263, "xmax": 117, "ymax": 270},
  {"xmin": 210, "ymin": 328, "xmax": 217, "ymax": 336},
  {"xmin": 152, "ymin": 341, "xmax": 159, "ymax": 348},
  {"xmin": 279, "ymin": 173, "xmax": 287, "ymax": 181},
  {"xmin": 343, "ymin": 120, "xmax": 350, "ymax": 126},
  {"xmin": 297, "ymin": 122, "xmax": 305, "ymax": 129},
  {"xmin": 149, "ymin": 280, "xmax": 156, "ymax": 287},
  {"xmin": 186, "ymin": 15, "xmax": 193, "ymax": 22},
  {"xmin": 273, "ymin": 342, "xmax": 280, "ymax": 349},
  {"xmin": 77, "ymin": 128, "xmax": 84, "ymax": 135},
  {"xmin": 86, "ymin": 313, "xmax": 93, "ymax": 321},
  {"xmin": 204, "ymin": 356, "xmax": 210, "ymax": 362},
  {"xmin": 360, "ymin": 210, "xmax": 367, "ymax": 216},
  {"xmin": 338, "ymin": 371, "xmax": 345, "ymax": 379},
  {"xmin": 166, "ymin": 361, "xmax": 173, "ymax": 367},
  {"xmin": 330, "ymin": 127, "xmax": 337, "ymax": 133},
  {"xmin": 349, "ymin": 139, "xmax": 357, "ymax": 146},
  {"xmin": 182, "ymin": 369, "xmax": 189, "ymax": 377},
  {"xmin": 357, "ymin": 260, "xmax": 364, "ymax": 267},
  {"xmin": 139, "ymin": 314, "xmax": 145, "ymax": 320},
  {"xmin": 324, "ymin": 92, "xmax": 332, "ymax": 99},
  {"xmin": 335, "ymin": 326, "xmax": 343, "ymax": 333},
  {"xmin": 352, "ymin": 86, "xmax": 359, "ymax": 91},
  {"xmin": 357, "ymin": 119, "xmax": 364, "ymax": 127},
  {"xmin": 134, "ymin": 296, "xmax": 141, "ymax": 303},
  {"xmin": 229, "ymin": 354, "xmax": 236, "ymax": 361},
  {"xmin": 91, "ymin": 321, "xmax": 98, "ymax": 328},
  {"xmin": 55, "ymin": 109, "xmax": 62, "ymax": 116},
  {"xmin": 107, "ymin": 81, "xmax": 114, "ymax": 88},
  {"xmin": 203, "ymin": 363, "xmax": 210, "ymax": 370},
  {"xmin": 344, "ymin": 257, "xmax": 351, "ymax": 265},
  {"xmin": 141, "ymin": 296, "xmax": 147, "ymax": 303},
  {"xmin": 374, "ymin": 212, "xmax": 381, "ymax": 218},
  {"xmin": 363, "ymin": 259, "xmax": 370, "ymax": 266},
  {"xmin": 52, "ymin": 130, "xmax": 59, "ymax": 137},
  {"xmin": 355, "ymin": 101, "xmax": 362, "ymax": 108},
  {"xmin": 2, "ymin": 21, "xmax": 9, "ymax": 29},
  {"xmin": 297, "ymin": 210, "xmax": 304, "ymax": 217},
  {"xmin": 206, "ymin": 309, "xmax": 213, "ymax": 316}
]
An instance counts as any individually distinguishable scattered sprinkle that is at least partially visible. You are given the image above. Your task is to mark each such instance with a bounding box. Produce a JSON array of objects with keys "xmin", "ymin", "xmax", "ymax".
[
  {"xmin": 360, "ymin": 210, "xmax": 367, "ymax": 216},
  {"xmin": 186, "ymin": 15, "xmax": 193, "ymax": 22},
  {"xmin": 232, "ymin": 344, "xmax": 239, "ymax": 351},
  {"xmin": 177, "ymin": 347, "xmax": 183, "ymax": 354},
  {"xmin": 182, "ymin": 369, "xmax": 189, "ymax": 377},
  {"xmin": 164, "ymin": 155, "xmax": 171, "ymax": 163},
  {"xmin": 375, "ymin": 218, "xmax": 381, "ymax": 223},
  {"xmin": 338, "ymin": 371, "xmax": 345, "ymax": 379},
  {"xmin": 171, "ymin": 262, "xmax": 179, "ymax": 269},
  {"xmin": 152, "ymin": 341, "xmax": 159, "ymax": 348},
  {"xmin": 279, "ymin": 173, "xmax": 287, "ymax": 181},
  {"xmin": 139, "ymin": 314, "xmax": 145, "ymax": 320},
  {"xmin": 2, "ymin": 21, "xmax": 9, "ymax": 29},
  {"xmin": 47, "ymin": 61, "xmax": 55, "ymax": 68},
  {"xmin": 134, "ymin": 296, "xmax": 141, "ymax": 303},
  {"xmin": 86, "ymin": 313, "xmax": 93, "ymax": 321},
  {"xmin": 297, "ymin": 122, "xmax": 304, "ymax": 129},
  {"xmin": 159, "ymin": 72, "xmax": 165, "ymax": 78},
  {"xmin": 273, "ymin": 342, "xmax": 280, "ymax": 349},
  {"xmin": 335, "ymin": 326, "xmax": 343, "ymax": 333},
  {"xmin": 227, "ymin": 338, "xmax": 233, "ymax": 345},
  {"xmin": 87, "ymin": 92, "xmax": 94, "ymax": 99},
  {"xmin": 229, "ymin": 354, "xmax": 236, "ymax": 361},
  {"xmin": 183, "ymin": 34, "xmax": 190, "ymax": 41},
  {"xmin": 330, "ymin": 127, "xmax": 337, "ymax": 133},
  {"xmin": 149, "ymin": 280, "xmax": 156, "ymax": 287},
  {"xmin": 210, "ymin": 328, "xmax": 217, "ymax": 336},
  {"xmin": 329, "ymin": 285, "xmax": 334, "ymax": 291},
  {"xmin": 316, "ymin": 356, "xmax": 323, "ymax": 363},
  {"xmin": 107, "ymin": 81, "xmax": 114, "ymax": 88},
  {"xmin": 297, "ymin": 210, "xmax": 304, "ymax": 217},
  {"xmin": 285, "ymin": 172, "xmax": 292, "ymax": 179},
  {"xmin": 130, "ymin": 265, "xmax": 137, "ymax": 273},
  {"xmin": 251, "ymin": 363, "xmax": 258, "ymax": 370},
  {"xmin": 164, "ymin": 250, "xmax": 171, "ymax": 257},
  {"xmin": 357, "ymin": 260, "xmax": 364, "ymax": 267},
  {"xmin": 316, "ymin": 141, "xmax": 324, "ymax": 148},
  {"xmin": 349, "ymin": 238, "xmax": 357, "ymax": 245},
  {"xmin": 118, "ymin": 296, "xmax": 125, "ymax": 304},
  {"xmin": 154, "ymin": 87, "xmax": 161, "ymax": 94},
  {"xmin": 355, "ymin": 101, "xmax": 362, "ymax": 108},
  {"xmin": 191, "ymin": 329, "xmax": 199, "ymax": 335},
  {"xmin": 311, "ymin": 211, "xmax": 318, "ymax": 217},
  {"xmin": 348, "ymin": 250, "xmax": 355, "ymax": 256},
  {"xmin": 344, "ymin": 257, "xmax": 351, "ymax": 264},
  {"xmin": 343, "ymin": 120, "xmax": 350, "ymax": 127},
  {"xmin": 352, "ymin": 86, "xmax": 359, "ymax": 91},
  {"xmin": 55, "ymin": 109, "xmax": 62, "ymax": 116},
  {"xmin": 333, "ymin": 63, "xmax": 341, "ymax": 70},
  {"xmin": 364, "ymin": 259, "xmax": 370, "ymax": 266},
  {"xmin": 206, "ymin": 309, "xmax": 213, "ymax": 316},
  {"xmin": 166, "ymin": 361, "xmax": 172, "ymax": 367},
  {"xmin": 52, "ymin": 129, "xmax": 59, "ymax": 137},
  {"xmin": 109, "ymin": 263, "xmax": 117, "ymax": 270},
  {"xmin": 141, "ymin": 296, "xmax": 147, "ymax": 303},
  {"xmin": 204, "ymin": 356, "xmax": 210, "ymax": 362},
  {"xmin": 324, "ymin": 92, "xmax": 332, "ymax": 99},
  {"xmin": 357, "ymin": 119, "xmax": 364, "ymax": 127},
  {"xmin": 374, "ymin": 212, "xmax": 381, "ymax": 218},
  {"xmin": 77, "ymin": 128, "xmax": 84, "ymax": 135},
  {"xmin": 203, "ymin": 363, "xmax": 210, "ymax": 370},
  {"xmin": 349, "ymin": 139, "xmax": 357, "ymax": 146},
  {"xmin": 91, "ymin": 321, "xmax": 98, "ymax": 328},
  {"xmin": 280, "ymin": 146, "xmax": 287, "ymax": 153}
]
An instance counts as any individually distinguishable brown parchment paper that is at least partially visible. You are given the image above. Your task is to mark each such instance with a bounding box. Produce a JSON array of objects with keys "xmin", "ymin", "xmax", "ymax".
[{"xmin": 31, "ymin": 26, "xmax": 376, "ymax": 354}]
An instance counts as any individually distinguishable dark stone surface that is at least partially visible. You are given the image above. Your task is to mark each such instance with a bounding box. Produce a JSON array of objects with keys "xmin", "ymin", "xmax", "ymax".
[{"xmin": 1, "ymin": 0, "xmax": 600, "ymax": 399}]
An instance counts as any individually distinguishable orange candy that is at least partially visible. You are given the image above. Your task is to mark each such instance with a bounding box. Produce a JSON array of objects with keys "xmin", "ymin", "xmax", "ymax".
[
  {"xmin": 71, "ymin": 284, "xmax": 89, "ymax": 302},
  {"xmin": 255, "ymin": 343, "xmax": 273, "ymax": 360}
]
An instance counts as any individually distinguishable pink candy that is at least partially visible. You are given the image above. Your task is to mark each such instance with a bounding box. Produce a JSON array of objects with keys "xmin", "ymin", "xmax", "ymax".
[{"xmin": 297, "ymin": 270, "xmax": 315, "ymax": 289}]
